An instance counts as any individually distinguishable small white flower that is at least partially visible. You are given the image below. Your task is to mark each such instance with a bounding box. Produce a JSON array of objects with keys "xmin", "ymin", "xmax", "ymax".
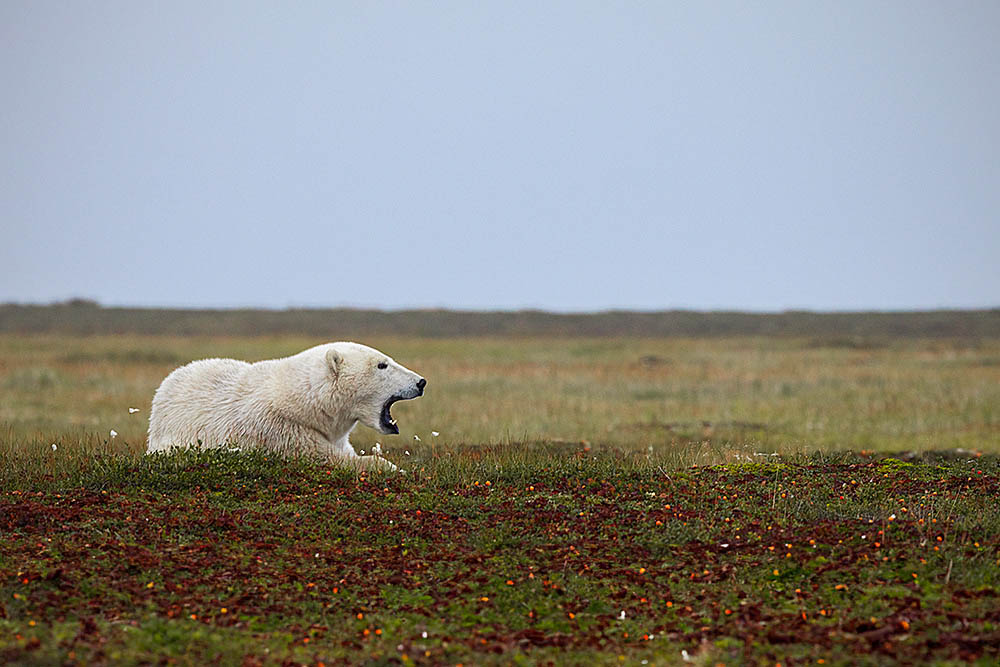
[
  {"xmin": 681, "ymin": 649, "xmax": 692, "ymax": 662},
  {"xmin": 128, "ymin": 407, "xmax": 140, "ymax": 414},
  {"xmin": 373, "ymin": 442, "xmax": 382, "ymax": 455},
  {"xmin": 314, "ymin": 553, "xmax": 320, "ymax": 558},
  {"xmin": 405, "ymin": 450, "xmax": 410, "ymax": 456},
  {"xmin": 618, "ymin": 610, "xmax": 626, "ymax": 620},
  {"xmin": 413, "ymin": 435, "xmax": 420, "ymax": 442},
  {"xmin": 110, "ymin": 429, "xmax": 117, "ymax": 438},
  {"xmin": 360, "ymin": 450, "xmax": 365, "ymax": 455},
  {"xmin": 721, "ymin": 543, "xmax": 729, "ymax": 548},
  {"xmin": 51, "ymin": 443, "xmax": 57, "ymax": 451},
  {"xmin": 431, "ymin": 431, "xmax": 439, "ymax": 437},
  {"xmin": 421, "ymin": 631, "xmax": 428, "ymax": 639}
]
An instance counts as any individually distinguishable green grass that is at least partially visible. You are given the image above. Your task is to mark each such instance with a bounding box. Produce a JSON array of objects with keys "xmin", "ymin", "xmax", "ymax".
[{"xmin": 2, "ymin": 333, "xmax": 999, "ymax": 664}]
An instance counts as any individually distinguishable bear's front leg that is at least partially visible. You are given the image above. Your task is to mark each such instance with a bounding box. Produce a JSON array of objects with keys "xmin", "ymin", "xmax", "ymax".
[
  {"xmin": 355, "ymin": 455, "xmax": 399, "ymax": 472},
  {"xmin": 322, "ymin": 449, "xmax": 399, "ymax": 472}
]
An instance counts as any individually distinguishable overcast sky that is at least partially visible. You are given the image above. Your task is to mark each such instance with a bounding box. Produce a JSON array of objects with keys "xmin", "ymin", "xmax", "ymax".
[{"xmin": 2, "ymin": 1, "xmax": 998, "ymax": 311}]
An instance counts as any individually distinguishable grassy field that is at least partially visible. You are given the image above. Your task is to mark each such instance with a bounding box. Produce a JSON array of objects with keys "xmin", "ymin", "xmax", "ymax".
[
  {"xmin": 2, "ymin": 333, "xmax": 1000, "ymax": 664},
  {"xmin": 2, "ymin": 334, "xmax": 999, "ymax": 459}
]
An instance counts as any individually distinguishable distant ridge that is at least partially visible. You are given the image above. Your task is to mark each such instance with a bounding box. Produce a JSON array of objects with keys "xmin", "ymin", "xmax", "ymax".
[{"xmin": 2, "ymin": 302, "xmax": 998, "ymax": 338}]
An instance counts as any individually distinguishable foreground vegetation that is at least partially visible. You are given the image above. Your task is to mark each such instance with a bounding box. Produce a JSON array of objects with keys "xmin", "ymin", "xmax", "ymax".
[
  {"xmin": 2, "ymin": 331, "xmax": 999, "ymax": 664},
  {"xmin": 2, "ymin": 449, "xmax": 998, "ymax": 665}
]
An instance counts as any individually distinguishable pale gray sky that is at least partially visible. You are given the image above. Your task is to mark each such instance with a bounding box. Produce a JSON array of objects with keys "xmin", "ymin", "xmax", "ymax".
[{"xmin": 2, "ymin": 1, "xmax": 998, "ymax": 311}]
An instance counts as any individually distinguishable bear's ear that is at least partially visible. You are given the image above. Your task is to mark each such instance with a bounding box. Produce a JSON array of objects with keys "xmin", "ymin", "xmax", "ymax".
[{"xmin": 325, "ymin": 348, "xmax": 344, "ymax": 376}]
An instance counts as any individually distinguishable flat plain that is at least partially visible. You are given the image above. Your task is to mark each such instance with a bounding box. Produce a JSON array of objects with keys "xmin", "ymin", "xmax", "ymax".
[{"xmin": 2, "ymin": 329, "xmax": 999, "ymax": 665}]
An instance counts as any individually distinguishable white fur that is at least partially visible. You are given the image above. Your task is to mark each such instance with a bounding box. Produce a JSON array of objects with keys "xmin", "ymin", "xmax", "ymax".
[{"xmin": 146, "ymin": 342, "xmax": 424, "ymax": 470}]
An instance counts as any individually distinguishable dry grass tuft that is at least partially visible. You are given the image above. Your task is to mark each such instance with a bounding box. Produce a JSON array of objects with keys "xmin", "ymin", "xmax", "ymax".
[{"xmin": 2, "ymin": 334, "xmax": 997, "ymax": 463}]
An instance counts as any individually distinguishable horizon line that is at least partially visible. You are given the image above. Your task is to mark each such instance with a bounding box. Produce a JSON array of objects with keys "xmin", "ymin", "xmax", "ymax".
[{"xmin": 4, "ymin": 299, "xmax": 998, "ymax": 317}]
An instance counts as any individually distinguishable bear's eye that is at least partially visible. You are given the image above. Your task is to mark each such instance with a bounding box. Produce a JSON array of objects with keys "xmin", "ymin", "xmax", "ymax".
[{"xmin": 377, "ymin": 362, "xmax": 388, "ymax": 370}]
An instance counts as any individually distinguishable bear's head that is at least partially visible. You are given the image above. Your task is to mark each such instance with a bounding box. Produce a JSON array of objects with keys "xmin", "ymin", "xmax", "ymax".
[{"xmin": 325, "ymin": 342, "xmax": 426, "ymax": 435}]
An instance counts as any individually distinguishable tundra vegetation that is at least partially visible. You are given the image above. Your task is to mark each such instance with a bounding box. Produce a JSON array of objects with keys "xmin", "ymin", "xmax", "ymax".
[{"xmin": 1, "ymin": 311, "xmax": 999, "ymax": 665}]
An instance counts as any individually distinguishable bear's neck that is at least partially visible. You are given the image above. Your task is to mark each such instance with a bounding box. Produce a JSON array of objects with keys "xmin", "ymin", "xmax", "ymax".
[
  {"xmin": 254, "ymin": 358, "xmax": 355, "ymax": 446},
  {"xmin": 328, "ymin": 419, "xmax": 358, "ymax": 453}
]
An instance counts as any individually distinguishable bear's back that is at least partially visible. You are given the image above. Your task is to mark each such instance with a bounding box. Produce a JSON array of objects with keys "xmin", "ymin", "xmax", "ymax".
[{"xmin": 147, "ymin": 358, "xmax": 252, "ymax": 452}]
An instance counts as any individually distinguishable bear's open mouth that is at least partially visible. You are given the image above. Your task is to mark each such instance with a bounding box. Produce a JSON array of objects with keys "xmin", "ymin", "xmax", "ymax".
[{"xmin": 379, "ymin": 395, "xmax": 410, "ymax": 434}]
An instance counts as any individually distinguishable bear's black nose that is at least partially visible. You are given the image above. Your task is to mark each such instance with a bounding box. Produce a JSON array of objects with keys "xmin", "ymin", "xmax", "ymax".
[{"xmin": 416, "ymin": 378, "xmax": 426, "ymax": 393}]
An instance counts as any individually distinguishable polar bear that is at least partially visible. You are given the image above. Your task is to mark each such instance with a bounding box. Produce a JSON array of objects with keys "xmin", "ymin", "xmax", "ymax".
[{"xmin": 146, "ymin": 342, "xmax": 425, "ymax": 471}]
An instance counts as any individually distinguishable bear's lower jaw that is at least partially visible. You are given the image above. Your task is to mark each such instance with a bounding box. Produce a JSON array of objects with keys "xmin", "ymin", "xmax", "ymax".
[
  {"xmin": 379, "ymin": 387, "xmax": 424, "ymax": 434},
  {"xmin": 379, "ymin": 397, "xmax": 401, "ymax": 434}
]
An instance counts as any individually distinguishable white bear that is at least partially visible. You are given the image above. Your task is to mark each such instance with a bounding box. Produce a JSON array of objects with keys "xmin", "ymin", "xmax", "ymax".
[{"xmin": 146, "ymin": 342, "xmax": 425, "ymax": 470}]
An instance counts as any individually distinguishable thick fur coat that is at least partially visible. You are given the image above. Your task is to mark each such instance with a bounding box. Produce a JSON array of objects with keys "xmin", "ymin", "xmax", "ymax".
[{"xmin": 147, "ymin": 342, "xmax": 424, "ymax": 470}]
